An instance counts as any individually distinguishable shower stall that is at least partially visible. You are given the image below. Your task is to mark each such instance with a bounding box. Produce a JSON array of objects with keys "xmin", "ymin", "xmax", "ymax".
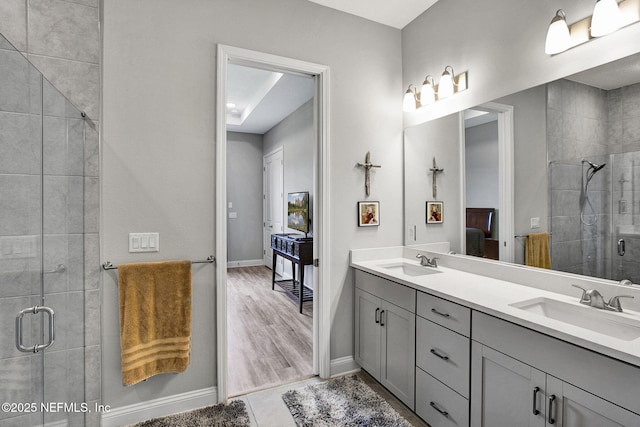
[
  {"xmin": 548, "ymin": 78, "xmax": 640, "ymax": 285},
  {"xmin": 0, "ymin": 33, "xmax": 88, "ymax": 425}
]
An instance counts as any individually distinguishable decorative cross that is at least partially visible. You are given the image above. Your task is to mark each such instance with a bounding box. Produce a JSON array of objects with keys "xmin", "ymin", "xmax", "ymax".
[
  {"xmin": 429, "ymin": 156, "xmax": 444, "ymax": 198},
  {"xmin": 356, "ymin": 151, "xmax": 382, "ymax": 196}
]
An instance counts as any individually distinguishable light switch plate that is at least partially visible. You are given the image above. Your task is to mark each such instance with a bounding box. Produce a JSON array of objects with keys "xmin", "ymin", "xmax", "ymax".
[{"xmin": 129, "ymin": 233, "xmax": 159, "ymax": 253}]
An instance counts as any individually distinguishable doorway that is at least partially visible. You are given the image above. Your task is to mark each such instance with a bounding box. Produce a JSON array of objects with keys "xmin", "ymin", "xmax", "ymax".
[
  {"xmin": 215, "ymin": 45, "xmax": 331, "ymax": 402},
  {"xmin": 461, "ymin": 102, "xmax": 514, "ymax": 262}
]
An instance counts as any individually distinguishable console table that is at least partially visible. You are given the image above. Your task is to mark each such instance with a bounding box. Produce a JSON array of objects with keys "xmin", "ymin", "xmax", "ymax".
[{"xmin": 271, "ymin": 234, "xmax": 313, "ymax": 313}]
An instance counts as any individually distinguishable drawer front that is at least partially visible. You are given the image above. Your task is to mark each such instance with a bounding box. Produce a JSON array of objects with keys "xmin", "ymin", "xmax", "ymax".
[
  {"xmin": 416, "ymin": 367, "xmax": 469, "ymax": 427},
  {"xmin": 355, "ymin": 270, "xmax": 415, "ymax": 313},
  {"xmin": 416, "ymin": 316, "xmax": 470, "ymax": 398},
  {"xmin": 417, "ymin": 292, "xmax": 470, "ymax": 337}
]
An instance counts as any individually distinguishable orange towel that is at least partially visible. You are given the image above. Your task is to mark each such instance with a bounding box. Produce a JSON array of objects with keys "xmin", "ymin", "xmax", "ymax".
[
  {"xmin": 525, "ymin": 232, "xmax": 551, "ymax": 269},
  {"xmin": 118, "ymin": 260, "xmax": 192, "ymax": 386}
]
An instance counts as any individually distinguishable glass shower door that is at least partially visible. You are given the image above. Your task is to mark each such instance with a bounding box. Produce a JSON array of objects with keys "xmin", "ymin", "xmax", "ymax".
[{"xmin": 0, "ymin": 32, "xmax": 86, "ymax": 427}]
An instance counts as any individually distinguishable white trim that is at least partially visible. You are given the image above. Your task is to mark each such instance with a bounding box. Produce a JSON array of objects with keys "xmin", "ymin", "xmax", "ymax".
[
  {"xmin": 227, "ymin": 259, "xmax": 265, "ymax": 268},
  {"xmin": 458, "ymin": 112, "xmax": 466, "ymax": 255},
  {"xmin": 330, "ymin": 356, "xmax": 361, "ymax": 377},
  {"xmin": 101, "ymin": 387, "xmax": 217, "ymax": 427},
  {"xmin": 461, "ymin": 102, "xmax": 514, "ymax": 263},
  {"xmin": 216, "ymin": 44, "xmax": 331, "ymax": 404}
]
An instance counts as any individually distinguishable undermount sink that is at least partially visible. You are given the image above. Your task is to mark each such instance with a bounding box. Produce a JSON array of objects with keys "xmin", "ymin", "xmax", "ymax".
[
  {"xmin": 510, "ymin": 297, "xmax": 640, "ymax": 341},
  {"xmin": 378, "ymin": 262, "xmax": 440, "ymax": 277}
]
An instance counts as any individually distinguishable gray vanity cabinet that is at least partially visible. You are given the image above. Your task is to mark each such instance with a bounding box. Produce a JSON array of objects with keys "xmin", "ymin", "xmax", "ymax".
[
  {"xmin": 354, "ymin": 270, "xmax": 416, "ymax": 409},
  {"xmin": 471, "ymin": 312, "xmax": 640, "ymax": 427}
]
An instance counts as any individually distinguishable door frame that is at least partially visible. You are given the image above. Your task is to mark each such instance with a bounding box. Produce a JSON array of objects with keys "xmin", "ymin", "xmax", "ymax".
[
  {"xmin": 215, "ymin": 44, "xmax": 331, "ymax": 402},
  {"xmin": 459, "ymin": 102, "xmax": 514, "ymax": 262},
  {"xmin": 263, "ymin": 147, "xmax": 284, "ymax": 271}
]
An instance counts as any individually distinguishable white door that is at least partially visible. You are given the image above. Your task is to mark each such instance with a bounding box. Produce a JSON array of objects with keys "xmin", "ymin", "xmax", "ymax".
[{"xmin": 263, "ymin": 148, "xmax": 284, "ymax": 274}]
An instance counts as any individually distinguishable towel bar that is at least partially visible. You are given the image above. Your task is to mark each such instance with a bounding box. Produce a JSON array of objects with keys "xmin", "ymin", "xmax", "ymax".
[
  {"xmin": 102, "ymin": 255, "xmax": 215, "ymax": 271},
  {"xmin": 515, "ymin": 233, "xmax": 552, "ymax": 238}
]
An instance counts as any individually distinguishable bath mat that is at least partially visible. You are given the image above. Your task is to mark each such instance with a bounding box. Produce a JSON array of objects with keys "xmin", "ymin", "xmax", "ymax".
[
  {"xmin": 282, "ymin": 375, "xmax": 412, "ymax": 426},
  {"xmin": 128, "ymin": 399, "xmax": 250, "ymax": 427}
]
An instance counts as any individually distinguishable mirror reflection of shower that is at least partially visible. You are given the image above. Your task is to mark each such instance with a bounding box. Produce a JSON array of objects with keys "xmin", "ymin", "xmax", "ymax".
[{"xmin": 580, "ymin": 159, "xmax": 606, "ymax": 226}]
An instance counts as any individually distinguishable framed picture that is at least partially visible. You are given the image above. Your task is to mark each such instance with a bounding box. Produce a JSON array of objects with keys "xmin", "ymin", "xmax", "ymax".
[
  {"xmin": 358, "ymin": 201, "xmax": 380, "ymax": 227},
  {"xmin": 426, "ymin": 201, "xmax": 443, "ymax": 224}
]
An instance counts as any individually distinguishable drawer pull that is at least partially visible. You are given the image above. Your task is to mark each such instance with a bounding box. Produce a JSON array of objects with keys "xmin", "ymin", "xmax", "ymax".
[
  {"xmin": 375, "ymin": 308, "xmax": 380, "ymax": 324},
  {"xmin": 431, "ymin": 308, "xmax": 450, "ymax": 318},
  {"xmin": 548, "ymin": 394, "xmax": 557, "ymax": 425},
  {"xmin": 380, "ymin": 310, "xmax": 385, "ymax": 326},
  {"xmin": 532, "ymin": 386, "xmax": 540, "ymax": 415},
  {"xmin": 430, "ymin": 348, "xmax": 449, "ymax": 361},
  {"xmin": 430, "ymin": 401, "xmax": 449, "ymax": 418}
]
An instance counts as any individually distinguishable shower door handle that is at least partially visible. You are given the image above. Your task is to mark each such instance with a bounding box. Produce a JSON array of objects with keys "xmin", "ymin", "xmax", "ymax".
[
  {"xmin": 618, "ymin": 238, "xmax": 625, "ymax": 256},
  {"xmin": 15, "ymin": 306, "xmax": 55, "ymax": 353}
]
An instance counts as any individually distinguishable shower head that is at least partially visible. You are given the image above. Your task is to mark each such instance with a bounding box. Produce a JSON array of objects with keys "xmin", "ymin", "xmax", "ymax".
[{"xmin": 582, "ymin": 159, "xmax": 606, "ymax": 173}]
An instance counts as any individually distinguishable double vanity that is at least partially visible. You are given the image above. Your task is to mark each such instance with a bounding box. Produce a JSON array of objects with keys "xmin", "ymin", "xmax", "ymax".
[{"xmin": 351, "ymin": 246, "xmax": 640, "ymax": 426}]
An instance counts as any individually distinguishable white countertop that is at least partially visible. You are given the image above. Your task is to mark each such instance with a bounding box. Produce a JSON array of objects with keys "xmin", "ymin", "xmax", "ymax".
[{"xmin": 351, "ymin": 247, "xmax": 640, "ymax": 368}]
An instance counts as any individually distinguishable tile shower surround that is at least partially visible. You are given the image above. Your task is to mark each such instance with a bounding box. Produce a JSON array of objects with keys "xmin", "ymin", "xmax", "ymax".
[
  {"xmin": 0, "ymin": 32, "xmax": 99, "ymax": 427},
  {"xmin": 549, "ymin": 79, "xmax": 640, "ymax": 283}
]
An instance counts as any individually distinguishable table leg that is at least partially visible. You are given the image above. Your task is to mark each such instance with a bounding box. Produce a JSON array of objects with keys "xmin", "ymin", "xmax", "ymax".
[
  {"xmin": 292, "ymin": 261, "xmax": 296, "ymax": 290},
  {"xmin": 272, "ymin": 251, "xmax": 277, "ymax": 290},
  {"xmin": 299, "ymin": 264, "xmax": 304, "ymax": 313}
]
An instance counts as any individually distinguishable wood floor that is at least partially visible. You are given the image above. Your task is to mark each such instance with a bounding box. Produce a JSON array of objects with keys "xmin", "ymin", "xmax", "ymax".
[{"xmin": 227, "ymin": 265, "xmax": 313, "ymax": 396}]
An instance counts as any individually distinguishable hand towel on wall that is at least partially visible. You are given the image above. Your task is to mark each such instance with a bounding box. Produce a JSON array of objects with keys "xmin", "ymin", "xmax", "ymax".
[
  {"xmin": 525, "ymin": 232, "xmax": 551, "ymax": 269},
  {"xmin": 118, "ymin": 260, "xmax": 192, "ymax": 386}
]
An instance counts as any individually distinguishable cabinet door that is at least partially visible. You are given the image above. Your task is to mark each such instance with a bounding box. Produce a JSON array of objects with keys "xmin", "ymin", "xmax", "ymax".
[
  {"xmin": 471, "ymin": 342, "xmax": 546, "ymax": 427},
  {"xmin": 380, "ymin": 300, "xmax": 415, "ymax": 409},
  {"xmin": 355, "ymin": 288, "xmax": 381, "ymax": 379},
  {"xmin": 546, "ymin": 376, "xmax": 640, "ymax": 427}
]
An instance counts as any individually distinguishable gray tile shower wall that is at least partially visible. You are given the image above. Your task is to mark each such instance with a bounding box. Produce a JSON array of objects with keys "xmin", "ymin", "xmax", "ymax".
[{"xmin": 0, "ymin": 1, "xmax": 101, "ymax": 425}]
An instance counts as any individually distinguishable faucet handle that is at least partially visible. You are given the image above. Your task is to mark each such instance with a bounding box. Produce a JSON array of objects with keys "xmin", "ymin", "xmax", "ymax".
[
  {"xmin": 606, "ymin": 295, "xmax": 634, "ymax": 312},
  {"xmin": 571, "ymin": 284, "xmax": 589, "ymax": 303},
  {"xmin": 430, "ymin": 257, "xmax": 439, "ymax": 267}
]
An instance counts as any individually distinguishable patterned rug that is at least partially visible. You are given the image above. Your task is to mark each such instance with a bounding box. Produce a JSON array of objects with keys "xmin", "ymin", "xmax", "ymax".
[
  {"xmin": 128, "ymin": 400, "xmax": 250, "ymax": 427},
  {"xmin": 282, "ymin": 375, "xmax": 413, "ymax": 427}
]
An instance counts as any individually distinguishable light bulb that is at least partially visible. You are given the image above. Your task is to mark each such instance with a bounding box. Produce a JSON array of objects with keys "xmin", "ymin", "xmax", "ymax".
[
  {"xmin": 403, "ymin": 86, "xmax": 417, "ymax": 112},
  {"xmin": 438, "ymin": 67, "xmax": 455, "ymax": 99},
  {"xmin": 420, "ymin": 76, "xmax": 436, "ymax": 105},
  {"xmin": 545, "ymin": 10, "xmax": 572, "ymax": 54},
  {"xmin": 591, "ymin": 0, "xmax": 622, "ymax": 37}
]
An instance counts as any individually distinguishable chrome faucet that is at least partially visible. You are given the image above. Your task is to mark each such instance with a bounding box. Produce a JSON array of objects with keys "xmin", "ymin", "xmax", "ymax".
[
  {"xmin": 572, "ymin": 284, "xmax": 634, "ymax": 312},
  {"xmin": 416, "ymin": 253, "xmax": 438, "ymax": 268}
]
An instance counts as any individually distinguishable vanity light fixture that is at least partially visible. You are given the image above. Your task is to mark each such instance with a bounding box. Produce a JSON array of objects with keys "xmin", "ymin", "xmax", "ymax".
[
  {"xmin": 544, "ymin": 0, "xmax": 638, "ymax": 55},
  {"xmin": 545, "ymin": 10, "xmax": 572, "ymax": 54},
  {"xmin": 402, "ymin": 84, "xmax": 419, "ymax": 112},
  {"xmin": 420, "ymin": 75, "xmax": 436, "ymax": 105},
  {"xmin": 402, "ymin": 68, "xmax": 468, "ymax": 111},
  {"xmin": 591, "ymin": 0, "xmax": 622, "ymax": 36}
]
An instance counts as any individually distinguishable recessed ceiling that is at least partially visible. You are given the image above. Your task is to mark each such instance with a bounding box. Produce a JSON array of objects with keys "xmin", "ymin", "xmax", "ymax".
[
  {"xmin": 307, "ymin": 0, "xmax": 440, "ymax": 29},
  {"xmin": 226, "ymin": 63, "xmax": 314, "ymax": 134}
]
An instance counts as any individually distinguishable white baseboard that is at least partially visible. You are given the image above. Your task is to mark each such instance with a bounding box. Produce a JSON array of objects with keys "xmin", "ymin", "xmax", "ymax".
[
  {"xmin": 227, "ymin": 259, "xmax": 264, "ymax": 268},
  {"xmin": 101, "ymin": 387, "xmax": 217, "ymax": 427},
  {"xmin": 330, "ymin": 356, "xmax": 360, "ymax": 377}
]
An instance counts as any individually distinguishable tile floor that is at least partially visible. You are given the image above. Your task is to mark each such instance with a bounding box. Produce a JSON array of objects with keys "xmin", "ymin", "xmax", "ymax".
[{"xmin": 233, "ymin": 371, "xmax": 429, "ymax": 427}]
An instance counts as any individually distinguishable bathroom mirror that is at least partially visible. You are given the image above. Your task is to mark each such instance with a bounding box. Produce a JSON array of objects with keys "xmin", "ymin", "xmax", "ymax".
[{"xmin": 404, "ymin": 51, "xmax": 640, "ymax": 284}]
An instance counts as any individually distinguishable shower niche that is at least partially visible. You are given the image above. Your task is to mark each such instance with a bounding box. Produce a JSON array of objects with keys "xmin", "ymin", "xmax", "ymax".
[{"xmin": 0, "ymin": 32, "xmax": 91, "ymax": 426}]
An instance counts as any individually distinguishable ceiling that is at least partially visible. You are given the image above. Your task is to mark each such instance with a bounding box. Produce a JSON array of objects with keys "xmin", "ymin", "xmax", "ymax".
[
  {"xmin": 226, "ymin": 63, "xmax": 314, "ymax": 134},
  {"xmin": 307, "ymin": 0, "xmax": 439, "ymax": 29},
  {"xmin": 566, "ymin": 52, "xmax": 640, "ymax": 90},
  {"xmin": 226, "ymin": 1, "xmax": 441, "ymax": 134}
]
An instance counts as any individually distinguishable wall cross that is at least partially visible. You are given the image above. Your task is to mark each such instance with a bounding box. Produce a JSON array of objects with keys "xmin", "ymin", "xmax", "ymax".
[
  {"xmin": 356, "ymin": 151, "xmax": 381, "ymax": 196},
  {"xmin": 430, "ymin": 156, "xmax": 444, "ymax": 198}
]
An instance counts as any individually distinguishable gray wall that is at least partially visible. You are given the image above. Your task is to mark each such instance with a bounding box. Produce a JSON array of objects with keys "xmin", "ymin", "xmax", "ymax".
[
  {"xmin": 465, "ymin": 121, "xmax": 499, "ymax": 209},
  {"xmin": 264, "ymin": 99, "xmax": 315, "ymax": 286},
  {"xmin": 102, "ymin": 0, "xmax": 403, "ymax": 410},
  {"xmin": 227, "ymin": 132, "xmax": 264, "ymax": 264}
]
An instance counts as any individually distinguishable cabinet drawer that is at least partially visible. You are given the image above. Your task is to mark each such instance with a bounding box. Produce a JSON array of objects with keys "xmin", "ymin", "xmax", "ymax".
[
  {"xmin": 416, "ymin": 367, "xmax": 469, "ymax": 427},
  {"xmin": 416, "ymin": 317, "xmax": 470, "ymax": 398},
  {"xmin": 417, "ymin": 292, "xmax": 470, "ymax": 337},
  {"xmin": 355, "ymin": 270, "xmax": 415, "ymax": 313}
]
